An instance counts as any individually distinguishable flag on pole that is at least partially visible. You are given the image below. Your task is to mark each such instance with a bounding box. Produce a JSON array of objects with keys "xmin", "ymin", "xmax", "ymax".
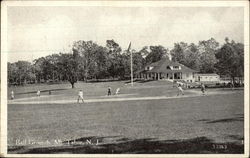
[{"xmin": 127, "ymin": 42, "xmax": 131, "ymax": 52}]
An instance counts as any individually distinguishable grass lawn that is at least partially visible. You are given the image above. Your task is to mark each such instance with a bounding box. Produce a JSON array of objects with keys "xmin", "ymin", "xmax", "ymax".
[
  {"xmin": 7, "ymin": 81, "xmax": 244, "ymax": 154},
  {"xmin": 8, "ymin": 80, "xmax": 178, "ymax": 99}
]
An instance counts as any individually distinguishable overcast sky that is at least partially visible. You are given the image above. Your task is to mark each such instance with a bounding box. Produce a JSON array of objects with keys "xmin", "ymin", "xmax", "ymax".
[{"xmin": 7, "ymin": 6, "xmax": 244, "ymax": 62}]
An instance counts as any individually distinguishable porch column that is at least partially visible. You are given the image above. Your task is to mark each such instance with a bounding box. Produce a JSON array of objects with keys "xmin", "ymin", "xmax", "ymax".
[{"xmin": 158, "ymin": 73, "xmax": 160, "ymax": 80}]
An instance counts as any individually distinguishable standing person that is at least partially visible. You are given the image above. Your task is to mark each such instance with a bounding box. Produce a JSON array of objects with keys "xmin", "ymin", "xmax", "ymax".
[
  {"xmin": 107, "ymin": 87, "xmax": 112, "ymax": 96},
  {"xmin": 11, "ymin": 90, "xmax": 14, "ymax": 100},
  {"xmin": 177, "ymin": 84, "xmax": 184, "ymax": 96},
  {"xmin": 201, "ymin": 83, "xmax": 206, "ymax": 95},
  {"xmin": 77, "ymin": 90, "xmax": 84, "ymax": 103},
  {"xmin": 115, "ymin": 88, "xmax": 120, "ymax": 95},
  {"xmin": 37, "ymin": 90, "xmax": 41, "ymax": 97}
]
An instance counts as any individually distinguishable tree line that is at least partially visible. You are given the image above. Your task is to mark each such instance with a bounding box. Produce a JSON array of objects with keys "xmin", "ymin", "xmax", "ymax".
[{"xmin": 8, "ymin": 38, "xmax": 244, "ymax": 88}]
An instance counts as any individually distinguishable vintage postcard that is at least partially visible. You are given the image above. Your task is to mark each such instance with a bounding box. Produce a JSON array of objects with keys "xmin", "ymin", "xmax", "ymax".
[{"xmin": 1, "ymin": 0, "xmax": 249, "ymax": 157}]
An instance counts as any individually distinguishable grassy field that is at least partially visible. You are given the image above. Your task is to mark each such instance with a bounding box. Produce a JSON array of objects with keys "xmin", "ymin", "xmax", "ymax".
[
  {"xmin": 8, "ymin": 80, "xmax": 180, "ymax": 99},
  {"xmin": 7, "ymin": 80, "xmax": 244, "ymax": 154}
]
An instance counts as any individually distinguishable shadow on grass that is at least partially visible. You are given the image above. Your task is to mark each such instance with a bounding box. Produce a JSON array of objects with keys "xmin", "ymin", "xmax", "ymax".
[
  {"xmin": 198, "ymin": 114, "xmax": 244, "ymax": 124},
  {"xmin": 125, "ymin": 79, "xmax": 155, "ymax": 84},
  {"xmin": 8, "ymin": 136, "xmax": 243, "ymax": 154},
  {"xmin": 16, "ymin": 88, "xmax": 68, "ymax": 95}
]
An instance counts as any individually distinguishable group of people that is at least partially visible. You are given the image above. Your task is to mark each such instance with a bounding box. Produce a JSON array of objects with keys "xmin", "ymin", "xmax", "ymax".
[
  {"xmin": 10, "ymin": 89, "xmax": 41, "ymax": 100},
  {"xmin": 177, "ymin": 83, "xmax": 206, "ymax": 96},
  {"xmin": 107, "ymin": 87, "xmax": 120, "ymax": 96},
  {"xmin": 77, "ymin": 87, "xmax": 121, "ymax": 104}
]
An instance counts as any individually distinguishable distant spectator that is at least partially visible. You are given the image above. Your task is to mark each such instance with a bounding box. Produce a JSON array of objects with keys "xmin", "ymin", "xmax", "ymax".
[
  {"xmin": 77, "ymin": 90, "xmax": 84, "ymax": 103},
  {"xmin": 11, "ymin": 91, "xmax": 14, "ymax": 100},
  {"xmin": 177, "ymin": 84, "xmax": 184, "ymax": 96},
  {"xmin": 37, "ymin": 90, "xmax": 40, "ymax": 97},
  {"xmin": 201, "ymin": 83, "xmax": 205, "ymax": 95},
  {"xmin": 115, "ymin": 88, "xmax": 120, "ymax": 95},
  {"xmin": 108, "ymin": 87, "xmax": 112, "ymax": 96}
]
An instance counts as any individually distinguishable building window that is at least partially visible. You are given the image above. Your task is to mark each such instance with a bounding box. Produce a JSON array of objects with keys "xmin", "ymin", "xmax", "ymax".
[
  {"xmin": 173, "ymin": 66, "xmax": 180, "ymax": 69},
  {"xmin": 146, "ymin": 66, "xmax": 153, "ymax": 70}
]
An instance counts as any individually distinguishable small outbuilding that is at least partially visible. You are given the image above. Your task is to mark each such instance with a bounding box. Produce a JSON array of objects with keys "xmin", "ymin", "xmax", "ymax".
[{"xmin": 194, "ymin": 73, "xmax": 220, "ymax": 82}]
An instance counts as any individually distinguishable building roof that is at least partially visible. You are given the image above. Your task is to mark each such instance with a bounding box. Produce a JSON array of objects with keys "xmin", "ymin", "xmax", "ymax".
[{"xmin": 136, "ymin": 58, "xmax": 197, "ymax": 74}]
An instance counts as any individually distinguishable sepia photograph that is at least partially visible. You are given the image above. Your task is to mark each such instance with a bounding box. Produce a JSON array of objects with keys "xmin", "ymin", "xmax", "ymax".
[{"xmin": 1, "ymin": 0, "xmax": 249, "ymax": 157}]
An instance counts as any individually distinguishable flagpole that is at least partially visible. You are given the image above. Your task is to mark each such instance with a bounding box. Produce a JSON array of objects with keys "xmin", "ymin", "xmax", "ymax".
[
  {"xmin": 130, "ymin": 47, "xmax": 133, "ymax": 87},
  {"xmin": 128, "ymin": 42, "xmax": 133, "ymax": 87}
]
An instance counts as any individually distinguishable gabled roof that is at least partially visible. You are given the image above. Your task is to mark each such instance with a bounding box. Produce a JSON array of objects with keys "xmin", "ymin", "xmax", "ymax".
[{"xmin": 145, "ymin": 58, "xmax": 197, "ymax": 73}]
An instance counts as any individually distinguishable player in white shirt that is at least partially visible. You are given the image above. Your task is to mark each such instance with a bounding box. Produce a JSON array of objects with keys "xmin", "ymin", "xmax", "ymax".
[
  {"xmin": 77, "ymin": 90, "xmax": 84, "ymax": 103},
  {"xmin": 115, "ymin": 88, "xmax": 120, "ymax": 95},
  {"xmin": 37, "ymin": 90, "xmax": 40, "ymax": 97},
  {"xmin": 177, "ymin": 84, "xmax": 184, "ymax": 96},
  {"xmin": 11, "ymin": 90, "xmax": 14, "ymax": 100}
]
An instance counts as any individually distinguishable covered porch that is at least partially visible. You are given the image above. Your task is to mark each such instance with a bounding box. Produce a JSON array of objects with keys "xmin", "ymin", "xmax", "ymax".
[{"xmin": 135, "ymin": 72, "xmax": 183, "ymax": 80}]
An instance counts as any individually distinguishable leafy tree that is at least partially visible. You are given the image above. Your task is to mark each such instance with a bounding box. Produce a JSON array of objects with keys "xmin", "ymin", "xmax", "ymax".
[
  {"xmin": 58, "ymin": 53, "xmax": 79, "ymax": 88},
  {"xmin": 72, "ymin": 40, "xmax": 100, "ymax": 81},
  {"xmin": 8, "ymin": 62, "xmax": 18, "ymax": 85},
  {"xmin": 90, "ymin": 46, "xmax": 109, "ymax": 79},
  {"xmin": 106, "ymin": 39, "xmax": 122, "ymax": 56},
  {"xmin": 14, "ymin": 61, "xmax": 33, "ymax": 85},
  {"xmin": 145, "ymin": 45, "xmax": 169, "ymax": 64},
  {"xmin": 215, "ymin": 38, "xmax": 244, "ymax": 83},
  {"xmin": 105, "ymin": 40, "xmax": 124, "ymax": 78},
  {"xmin": 170, "ymin": 42, "xmax": 188, "ymax": 63},
  {"xmin": 130, "ymin": 50, "xmax": 146, "ymax": 73},
  {"xmin": 33, "ymin": 57, "xmax": 46, "ymax": 83},
  {"xmin": 198, "ymin": 38, "xmax": 219, "ymax": 73},
  {"xmin": 139, "ymin": 46, "xmax": 150, "ymax": 58},
  {"xmin": 182, "ymin": 43, "xmax": 200, "ymax": 71}
]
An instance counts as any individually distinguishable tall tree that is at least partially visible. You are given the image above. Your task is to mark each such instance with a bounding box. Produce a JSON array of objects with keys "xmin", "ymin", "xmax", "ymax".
[
  {"xmin": 182, "ymin": 43, "xmax": 200, "ymax": 71},
  {"xmin": 90, "ymin": 46, "xmax": 109, "ymax": 79},
  {"xmin": 139, "ymin": 46, "xmax": 150, "ymax": 58},
  {"xmin": 14, "ymin": 61, "xmax": 34, "ymax": 85},
  {"xmin": 145, "ymin": 45, "xmax": 169, "ymax": 64},
  {"xmin": 105, "ymin": 40, "xmax": 123, "ymax": 78},
  {"xmin": 72, "ymin": 40, "xmax": 99, "ymax": 81},
  {"xmin": 215, "ymin": 38, "xmax": 244, "ymax": 83},
  {"xmin": 58, "ymin": 53, "xmax": 79, "ymax": 88},
  {"xmin": 170, "ymin": 42, "xmax": 187, "ymax": 63},
  {"xmin": 8, "ymin": 62, "xmax": 18, "ymax": 85},
  {"xmin": 33, "ymin": 57, "xmax": 46, "ymax": 83},
  {"xmin": 198, "ymin": 38, "xmax": 219, "ymax": 73}
]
